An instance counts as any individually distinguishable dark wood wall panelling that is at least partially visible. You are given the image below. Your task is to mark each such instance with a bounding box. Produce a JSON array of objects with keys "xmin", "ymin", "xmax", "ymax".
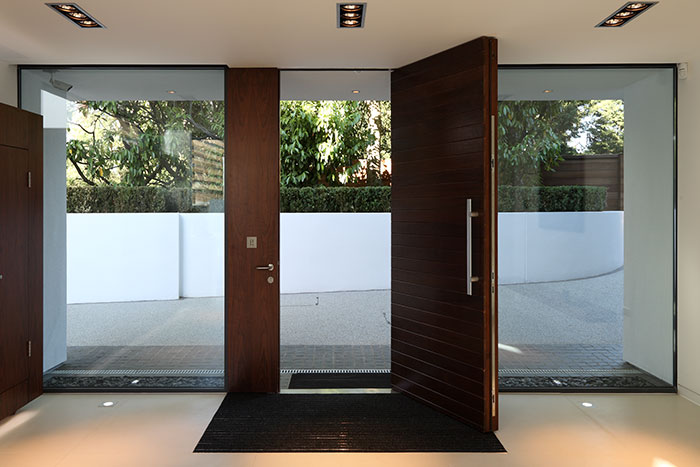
[
  {"xmin": 391, "ymin": 37, "xmax": 498, "ymax": 432},
  {"xmin": 0, "ymin": 102, "xmax": 43, "ymax": 421},
  {"xmin": 225, "ymin": 68, "xmax": 281, "ymax": 393}
]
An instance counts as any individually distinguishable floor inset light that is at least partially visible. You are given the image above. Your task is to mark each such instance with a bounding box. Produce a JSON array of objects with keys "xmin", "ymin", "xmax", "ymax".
[
  {"xmin": 337, "ymin": 3, "xmax": 366, "ymax": 28},
  {"xmin": 581, "ymin": 402, "xmax": 593, "ymax": 408},
  {"xmin": 596, "ymin": 2, "xmax": 657, "ymax": 28},
  {"xmin": 47, "ymin": 3, "xmax": 105, "ymax": 29},
  {"xmin": 101, "ymin": 401, "xmax": 115, "ymax": 407}
]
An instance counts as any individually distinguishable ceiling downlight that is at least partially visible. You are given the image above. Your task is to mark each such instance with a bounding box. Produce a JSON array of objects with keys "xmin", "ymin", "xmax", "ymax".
[
  {"xmin": 596, "ymin": 2, "xmax": 657, "ymax": 28},
  {"xmin": 337, "ymin": 3, "xmax": 366, "ymax": 29},
  {"xmin": 46, "ymin": 3, "xmax": 105, "ymax": 29}
]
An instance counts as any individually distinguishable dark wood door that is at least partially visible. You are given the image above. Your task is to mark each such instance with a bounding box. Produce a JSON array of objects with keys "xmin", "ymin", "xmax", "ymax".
[
  {"xmin": 225, "ymin": 68, "xmax": 280, "ymax": 392},
  {"xmin": 391, "ymin": 36, "xmax": 499, "ymax": 431},
  {"xmin": 0, "ymin": 146, "xmax": 29, "ymax": 396},
  {"xmin": 0, "ymin": 103, "xmax": 42, "ymax": 422}
]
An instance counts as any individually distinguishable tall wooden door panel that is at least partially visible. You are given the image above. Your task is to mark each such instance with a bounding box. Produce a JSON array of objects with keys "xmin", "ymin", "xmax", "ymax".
[
  {"xmin": 391, "ymin": 36, "xmax": 499, "ymax": 431},
  {"xmin": 0, "ymin": 146, "xmax": 29, "ymax": 395},
  {"xmin": 225, "ymin": 68, "xmax": 280, "ymax": 392},
  {"xmin": 0, "ymin": 102, "xmax": 42, "ymax": 422}
]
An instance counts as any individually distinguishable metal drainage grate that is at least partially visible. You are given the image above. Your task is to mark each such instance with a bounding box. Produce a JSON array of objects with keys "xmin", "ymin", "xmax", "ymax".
[
  {"xmin": 498, "ymin": 368, "xmax": 643, "ymax": 376},
  {"xmin": 281, "ymin": 368, "xmax": 390, "ymax": 374},
  {"xmin": 49, "ymin": 369, "xmax": 224, "ymax": 376}
]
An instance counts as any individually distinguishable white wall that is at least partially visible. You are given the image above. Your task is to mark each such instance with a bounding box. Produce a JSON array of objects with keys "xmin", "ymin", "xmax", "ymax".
[
  {"xmin": 67, "ymin": 214, "xmax": 180, "ymax": 303},
  {"xmin": 0, "ymin": 62, "xmax": 16, "ymax": 107},
  {"xmin": 280, "ymin": 213, "xmax": 391, "ymax": 293},
  {"xmin": 499, "ymin": 212, "xmax": 623, "ymax": 284},
  {"xmin": 678, "ymin": 58, "xmax": 700, "ymax": 404},
  {"xmin": 622, "ymin": 70, "xmax": 675, "ymax": 385},
  {"xmin": 179, "ymin": 214, "xmax": 224, "ymax": 298}
]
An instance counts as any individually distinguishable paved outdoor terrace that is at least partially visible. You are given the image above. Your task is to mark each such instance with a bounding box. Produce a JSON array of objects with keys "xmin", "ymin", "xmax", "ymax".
[{"xmin": 43, "ymin": 270, "xmax": 672, "ymax": 390}]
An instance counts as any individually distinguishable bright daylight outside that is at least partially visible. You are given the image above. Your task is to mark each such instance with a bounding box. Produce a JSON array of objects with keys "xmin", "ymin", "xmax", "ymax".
[{"xmin": 25, "ymin": 67, "xmax": 672, "ymax": 392}]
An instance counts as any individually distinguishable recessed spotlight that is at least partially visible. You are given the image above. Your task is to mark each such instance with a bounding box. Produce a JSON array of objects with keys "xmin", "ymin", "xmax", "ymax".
[
  {"xmin": 352, "ymin": 90, "xmax": 360, "ymax": 94},
  {"xmin": 543, "ymin": 89, "xmax": 553, "ymax": 93},
  {"xmin": 337, "ymin": 3, "xmax": 366, "ymax": 28},
  {"xmin": 581, "ymin": 402, "xmax": 593, "ymax": 408},
  {"xmin": 596, "ymin": 2, "xmax": 657, "ymax": 28},
  {"xmin": 626, "ymin": 2, "xmax": 651, "ymax": 11},
  {"xmin": 47, "ymin": 3, "xmax": 105, "ymax": 28},
  {"xmin": 167, "ymin": 90, "xmax": 176, "ymax": 94},
  {"xmin": 101, "ymin": 401, "xmax": 115, "ymax": 407}
]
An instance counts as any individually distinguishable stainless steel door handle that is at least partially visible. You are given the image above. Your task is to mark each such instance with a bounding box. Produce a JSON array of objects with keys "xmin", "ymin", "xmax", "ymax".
[
  {"xmin": 467, "ymin": 199, "xmax": 479, "ymax": 296},
  {"xmin": 256, "ymin": 264, "xmax": 274, "ymax": 271}
]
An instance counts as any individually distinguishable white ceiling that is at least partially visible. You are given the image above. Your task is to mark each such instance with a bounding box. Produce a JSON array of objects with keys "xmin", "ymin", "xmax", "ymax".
[{"xmin": 0, "ymin": 1, "xmax": 696, "ymax": 68}]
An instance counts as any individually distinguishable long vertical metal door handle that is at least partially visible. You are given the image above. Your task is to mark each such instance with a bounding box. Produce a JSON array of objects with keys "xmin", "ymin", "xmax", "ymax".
[{"xmin": 466, "ymin": 199, "xmax": 479, "ymax": 295}]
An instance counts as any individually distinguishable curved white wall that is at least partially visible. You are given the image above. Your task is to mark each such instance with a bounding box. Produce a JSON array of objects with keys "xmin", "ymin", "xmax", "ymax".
[
  {"xmin": 67, "ymin": 211, "xmax": 622, "ymax": 303},
  {"xmin": 498, "ymin": 211, "xmax": 624, "ymax": 284}
]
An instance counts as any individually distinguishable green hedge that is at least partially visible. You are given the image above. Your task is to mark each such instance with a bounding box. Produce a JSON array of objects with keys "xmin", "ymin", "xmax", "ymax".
[
  {"xmin": 67, "ymin": 185, "xmax": 606, "ymax": 213},
  {"xmin": 281, "ymin": 186, "xmax": 391, "ymax": 212},
  {"xmin": 498, "ymin": 186, "xmax": 607, "ymax": 212},
  {"xmin": 67, "ymin": 186, "xmax": 192, "ymax": 213}
]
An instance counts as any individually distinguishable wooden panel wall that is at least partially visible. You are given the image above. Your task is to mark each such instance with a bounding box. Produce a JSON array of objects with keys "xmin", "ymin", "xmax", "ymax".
[
  {"xmin": 0, "ymin": 102, "xmax": 42, "ymax": 421},
  {"xmin": 225, "ymin": 68, "xmax": 280, "ymax": 393},
  {"xmin": 391, "ymin": 37, "xmax": 498, "ymax": 432},
  {"xmin": 542, "ymin": 154, "xmax": 624, "ymax": 210}
]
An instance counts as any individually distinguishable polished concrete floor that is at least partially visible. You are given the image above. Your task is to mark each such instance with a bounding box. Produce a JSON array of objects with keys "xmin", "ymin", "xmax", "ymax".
[{"xmin": 0, "ymin": 393, "xmax": 698, "ymax": 466}]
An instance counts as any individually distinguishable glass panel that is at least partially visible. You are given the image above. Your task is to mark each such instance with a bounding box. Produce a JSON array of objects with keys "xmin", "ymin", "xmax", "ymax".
[
  {"xmin": 497, "ymin": 68, "xmax": 675, "ymax": 390},
  {"xmin": 278, "ymin": 70, "xmax": 392, "ymax": 389},
  {"xmin": 21, "ymin": 68, "xmax": 226, "ymax": 391}
]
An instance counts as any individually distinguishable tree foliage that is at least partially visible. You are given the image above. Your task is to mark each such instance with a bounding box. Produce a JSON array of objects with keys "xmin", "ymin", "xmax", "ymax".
[
  {"xmin": 280, "ymin": 100, "xmax": 388, "ymax": 187},
  {"xmin": 67, "ymin": 100, "xmax": 223, "ymax": 187},
  {"xmin": 578, "ymin": 100, "xmax": 624, "ymax": 154},
  {"xmin": 498, "ymin": 101, "xmax": 582, "ymax": 186}
]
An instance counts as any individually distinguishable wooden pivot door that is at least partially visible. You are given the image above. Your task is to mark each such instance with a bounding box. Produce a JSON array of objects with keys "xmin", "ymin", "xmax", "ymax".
[
  {"xmin": 225, "ymin": 68, "xmax": 280, "ymax": 392},
  {"xmin": 391, "ymin": 36, "xmax": 499, "ymax": 431},
  {"xmin": 0, "ymin": 103, "xmax": 43, "ymax": 421}
]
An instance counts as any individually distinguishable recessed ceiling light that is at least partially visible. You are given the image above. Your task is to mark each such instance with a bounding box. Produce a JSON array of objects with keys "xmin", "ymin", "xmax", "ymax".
[
  {"xmin": 167, "ymin": 90, "xmax": 176, "ymax": 94},
  {"xmin": 581, "ymin": 402, "xmax": 593, "ymax": 408},
  {"xmin": 596, "ymin": 2, "xmax": 657, "ymax": 28},
  {"xmin": 352, "ymin": 90, "xmax": 360, "ymax": 94},
  {"xmin": 101, "ymin": 401, "xmax": 115, "ymax": 407},
  {"xmin": 337, "ymin": 3, "xmax": 366, "ymax": 28},
  {"xmin": 543, "ymin": 89, "xmax": 553, "ymax": 93},
  {"xmin": 47, "ymin": 3, "xmax": 105, "ymax": 28}
]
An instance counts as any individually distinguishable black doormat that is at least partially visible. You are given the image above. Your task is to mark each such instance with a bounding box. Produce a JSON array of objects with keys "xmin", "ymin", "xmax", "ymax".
[
  {"xmin": 288, "ymin": 372, "xmax": 391, "ymax": 389},
  {"xmin": 195, "ymin": 393, "xmax": 505, "ymax": 453}
]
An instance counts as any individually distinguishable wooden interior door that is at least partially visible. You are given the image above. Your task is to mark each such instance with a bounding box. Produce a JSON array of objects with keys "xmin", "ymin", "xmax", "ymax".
[
  {"xmin": 390, "ymin": 36, "xmax": 499, "ymax": 431},
  {"xmin": 0, "ymin": 102, "xmax": 43, "ymax": 421},
  {"xmin": 0, "ymin": 146, "xmax": 29, "ymax": 397},
  {"xmin": 225, "ymin": 68, "xmax": 280, "ymax": 392}
]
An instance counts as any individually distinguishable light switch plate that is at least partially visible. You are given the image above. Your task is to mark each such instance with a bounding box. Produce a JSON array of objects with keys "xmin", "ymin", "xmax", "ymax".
[{"xmin": 246, "ymin": 237, "xmax": 257, "ymax": 248}]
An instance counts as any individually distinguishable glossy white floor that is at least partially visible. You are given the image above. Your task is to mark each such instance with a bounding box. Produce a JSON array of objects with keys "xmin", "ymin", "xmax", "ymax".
[{"xmin": 0, "ymin": 393, "xmax": 698, "ymax": 467}]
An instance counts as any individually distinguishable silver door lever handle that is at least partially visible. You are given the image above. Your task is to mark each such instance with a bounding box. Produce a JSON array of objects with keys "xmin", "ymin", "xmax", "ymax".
[{"xmin": 256, "ymin": 264, "xmax": 274, "ymax": 271}]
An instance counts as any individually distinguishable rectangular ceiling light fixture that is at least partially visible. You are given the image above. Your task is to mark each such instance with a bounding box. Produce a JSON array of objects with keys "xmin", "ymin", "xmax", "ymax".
[
  {"xmin": 596, "ymin": 2, "xmax": 658, "ymax": 28},
  {"xmin": 46, "ymin": 3, "xmax": 105, "ymax": 28},
  {"xmin": 337, "ymin": 3, "xmax": 366, "ymax": 28}
]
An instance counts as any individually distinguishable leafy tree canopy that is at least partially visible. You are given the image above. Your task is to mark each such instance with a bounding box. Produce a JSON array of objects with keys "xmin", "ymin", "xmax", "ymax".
[{"xmin": 67, "ymin": 100, "xmax": 223, "ymax": 187}]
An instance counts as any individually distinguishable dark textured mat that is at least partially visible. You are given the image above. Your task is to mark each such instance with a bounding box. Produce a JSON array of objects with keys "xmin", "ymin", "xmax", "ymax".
[
  {"xmin": 195, "ymin": 393, "xmax": 505, "ymax": 452},
  {"xmin": 288, "ymin": 372, "xmax": 391, "ymax": 389}
]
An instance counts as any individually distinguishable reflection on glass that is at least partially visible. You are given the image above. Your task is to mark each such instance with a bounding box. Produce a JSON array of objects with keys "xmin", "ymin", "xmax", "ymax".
[{"xmin": 21, "ymin": 68, "xmax": 225, "ymax": 391}]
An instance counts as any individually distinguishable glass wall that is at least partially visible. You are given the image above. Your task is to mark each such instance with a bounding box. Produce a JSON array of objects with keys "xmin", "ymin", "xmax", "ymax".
[
  {"xmin": 497, "ymin": 67, "xmax": 675, "ymax": 390},
  {"xmin": 21, "ymin": 68, "xmax": 226, "ymax": 390}
]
